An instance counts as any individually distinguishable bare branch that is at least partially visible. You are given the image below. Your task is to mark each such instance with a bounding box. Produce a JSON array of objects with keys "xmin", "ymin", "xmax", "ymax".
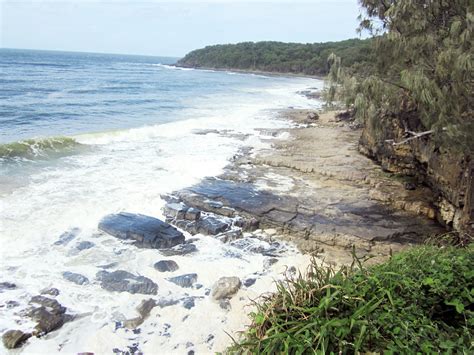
[{"xmin": 385, "ymin": 128, "xmax": 446, "ymax": 146}]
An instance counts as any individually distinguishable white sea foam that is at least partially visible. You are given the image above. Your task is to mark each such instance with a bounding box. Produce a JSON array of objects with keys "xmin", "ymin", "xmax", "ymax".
[{"xmin": 0, "ymin": 77, "xmax": 323, "ymax": 353}]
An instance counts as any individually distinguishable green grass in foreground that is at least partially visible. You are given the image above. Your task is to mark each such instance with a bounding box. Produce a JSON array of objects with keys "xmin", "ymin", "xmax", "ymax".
[{"xmin": 229, "ymin": 245, "xmax": 474, "ymax": 354}]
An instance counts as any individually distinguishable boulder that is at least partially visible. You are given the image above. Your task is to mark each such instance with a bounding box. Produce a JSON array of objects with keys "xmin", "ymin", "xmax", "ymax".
[
  {"xmin": 97, "ymin": 270, "xmax": 158, "ymax": 295},
  {"xmin": 62, "ymin": 272, "xmax": 89, "ymax": 285},
  {"xmin": 27, "ymin": 296, "xmax": 69, "ymax": 336},
  {"xmin": 167, "ymin": 273, "xmax": 198, "ymax": 288},
  {"xmin": 160, "ymin": 243, "xmax": 197, "ymax": 256},
  {"xmin": 98, "ymin": 212, "xmax": 184, "ymax": 249},
  {"xmin": 2, "ymin": 330, "xmax": 31, "ymax": 349},
  {"xmin": 154, "ymin": 260, "xmax": 179, "ymax": 272},
  {"xmin": 211, "ymin": 277, "xmax": 241, "ymax": 300}
]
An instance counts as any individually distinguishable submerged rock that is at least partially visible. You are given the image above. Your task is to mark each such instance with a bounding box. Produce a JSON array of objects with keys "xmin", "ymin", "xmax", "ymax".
[
  {"xmin": 62, "ymin": 271, "xmax": 89, "ymax": 285},
  {"xmin": 154, "ymin": 260, "xmax": 179, "ymax": 272},
  {"xmin": 0, "ymin": 282, "xmax": 16, "ymax": 292},
  {"xmin": 41, "ymin": 287, "xmax": 60, "ymax": 296},
  {"xmin": 98, "ymin": 212, "xmax": 184, "ymax": 249},
  {"xmin": 211, "ymin": 277, "xmax": 241, "ymax": 300},
  {"xmin": 2, "ymin": 330, "xmax": 32, "ymax": 349},
  {"xmin": 160, "ymin": 243, "xmax": 197, "ymax": 256},
  {"xmin": 75, "ymin": 241, "xmax": 95, "ymax": 251},
  {"xmin": 54, "ymin": 228, "xmax": 80, "ymax": 246},
  {"xmin": 97, "ymin": 270, "xmax": 158, "ymax": 295},
  {"xmin": 167, "ymin": 273, "xmax": 198, "ymax": 288}
]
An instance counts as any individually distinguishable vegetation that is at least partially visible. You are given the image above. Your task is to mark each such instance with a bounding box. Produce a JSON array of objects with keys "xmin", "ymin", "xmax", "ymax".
[
  {"xmin": 177, "ymin": 39, "xmax": 373, "ymax": 76},
  {"xmin": 230, "ymin": 245, "xmax": 474, "ymax": 353},
  {"xmin": 326, "ymin": 0, "xmax": 473, "ymax": 151}
]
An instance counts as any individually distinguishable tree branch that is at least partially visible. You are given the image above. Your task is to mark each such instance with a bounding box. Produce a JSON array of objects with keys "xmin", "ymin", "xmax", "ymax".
[{"xmin": 385, "ymin": 128, "xmax": 443, "ymax": 146}]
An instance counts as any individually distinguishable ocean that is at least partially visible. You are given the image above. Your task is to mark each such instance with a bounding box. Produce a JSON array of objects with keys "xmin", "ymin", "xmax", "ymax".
[{"xmin": 0, "ymin": 49, "xmax": 322, "ymax": 353}]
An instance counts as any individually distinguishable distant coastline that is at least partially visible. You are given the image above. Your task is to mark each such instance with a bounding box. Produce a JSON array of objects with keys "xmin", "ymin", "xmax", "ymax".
[{"xmin": 172, "ymin": 63, "xmax": 324, "ymax": 79}]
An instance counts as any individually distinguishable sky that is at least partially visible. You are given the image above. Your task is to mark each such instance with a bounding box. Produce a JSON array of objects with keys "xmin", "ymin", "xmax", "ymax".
[{"xmin": 0, "ymin": 0, "xmax": 363, "ymax": 57}]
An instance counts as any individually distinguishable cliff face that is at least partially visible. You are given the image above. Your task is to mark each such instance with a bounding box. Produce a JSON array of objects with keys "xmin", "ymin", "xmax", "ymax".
[{"xmin": 359, "ymin": 114, "xmax": 473, "ymax": 234}]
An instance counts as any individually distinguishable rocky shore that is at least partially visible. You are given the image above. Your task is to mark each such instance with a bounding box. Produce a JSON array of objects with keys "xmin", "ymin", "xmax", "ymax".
[
  {"xmin": 1, "ymin": 102, "xmax": 445, "ymax": 354},
  {"xmin": 161, "ymin": 108, "xmax": 443, "ymax": 265}
]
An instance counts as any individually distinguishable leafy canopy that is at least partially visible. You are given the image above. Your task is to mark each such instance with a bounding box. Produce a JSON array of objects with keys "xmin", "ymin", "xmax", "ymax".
[{"xmin": 327, "ymin": 0, "xmax": 473, "ymax": 150}]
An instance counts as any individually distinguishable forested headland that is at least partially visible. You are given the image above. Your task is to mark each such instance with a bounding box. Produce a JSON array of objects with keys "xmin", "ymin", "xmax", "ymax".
[{"xmin": 176, "ymin": 39, "xmax": 372, "ymax": 76}]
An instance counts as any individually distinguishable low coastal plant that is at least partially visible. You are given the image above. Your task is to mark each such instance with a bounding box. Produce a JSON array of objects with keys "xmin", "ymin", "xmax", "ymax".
[{"xmin": 229, "ymin": 245, "xmax": 473, "ymax": 354}]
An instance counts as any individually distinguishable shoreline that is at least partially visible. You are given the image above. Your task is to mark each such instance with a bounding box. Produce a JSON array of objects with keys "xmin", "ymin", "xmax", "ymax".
[
  {"xmin": 163, "ymin": 107, "xmax": 444, "ymax": 266},
  {"xmin": 173, "ymin": 63, "xmax": 324, "ymax": 80}
]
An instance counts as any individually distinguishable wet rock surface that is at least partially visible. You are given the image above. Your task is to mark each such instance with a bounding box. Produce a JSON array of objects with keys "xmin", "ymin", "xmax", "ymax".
[
  {"xmin": 162, "ymin": 110, "xmax": 444, "ymax": 262},
  {"xmin": 154, "ymin": 260, "xmax": 179, "ymax": 272},
  {"xmin": 167, "ymin": 273, "xmax": 198, "ymax": 288},
  {"xmin": 98, "ymin": 212, "xmax": 185, "ymax": 249},
  {"xmin": 63, "ymin": 271, "xmax": 89, "ymax": 285},
  {"xmin": 97, "ymin": 270, "xmax": 158, "ymax": 295},
  {"xmin": 159, "ymin": 243, "xmax": 197, "ymax": 256},
  {"xmin": 25, "ymin": 295, "xmax": 71, "ymax": 337}
]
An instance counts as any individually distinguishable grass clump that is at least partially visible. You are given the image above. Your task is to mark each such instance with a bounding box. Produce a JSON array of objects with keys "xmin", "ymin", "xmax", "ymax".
[{"xmin": 230, "ymin": 245, "xmax": 473, "ymax": 354}]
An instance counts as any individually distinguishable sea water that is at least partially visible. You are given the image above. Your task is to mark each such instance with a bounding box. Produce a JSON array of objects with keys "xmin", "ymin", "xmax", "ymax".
[{"xmin": 0, "ymin": 49, "xmax": 322, "ymax": 353}]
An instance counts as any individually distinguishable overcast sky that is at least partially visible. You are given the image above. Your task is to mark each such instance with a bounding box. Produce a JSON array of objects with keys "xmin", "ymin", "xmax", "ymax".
[{"xmin": 1, "ymin": 0, "xmax": 363, "ymax": 57}]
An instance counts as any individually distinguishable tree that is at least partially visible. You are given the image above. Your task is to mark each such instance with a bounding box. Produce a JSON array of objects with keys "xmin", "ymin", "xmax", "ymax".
[{"xmin": 327, "ymin": 0, "xmax": 473, "ymax": 151}]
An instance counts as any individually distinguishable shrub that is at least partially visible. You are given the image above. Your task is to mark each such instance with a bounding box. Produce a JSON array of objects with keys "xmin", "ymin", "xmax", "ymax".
[{"xmin": 230, "ymin": 245, "xmax": 474, "ymax": 353}]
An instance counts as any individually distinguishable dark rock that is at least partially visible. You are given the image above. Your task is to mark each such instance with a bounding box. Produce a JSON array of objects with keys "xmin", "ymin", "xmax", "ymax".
[
  {"xmin": 154, "ymin": 260, "xmax": 179, "ymax": 272},
  {"xmin": 123, "ymin": 299, "xmax": 157, "ymax": 329},
  {"xmin": 185, "ymin": 208, "xmax": 201, "ymax": 221},
  {"xmin": 263, "ymin": 258, "xmax": 279, "ymax": 269},
  {"xmin": 75, "ymin": 241, "xmax": 95, "ymax": 251},
  {"xmin": 182, "ymin": 297, "xmax": 195, "ymax": 310},
  {"xmin": 219, "ymin": 299, "xmax": 231, "ymax": 311},
  {"xmin": 160, "ymin": 243, "xmax": 197, "ymax": 256},
  {"xmin": 243, "ymin": 278, "xmax": 256, "ymax": 287},
  {"xmin": 28, "ymin": 307, "xmax": 65, "ymax": 335},
  {"xmin": 167, "ymin": 273, "xmax": 198, "ymax": 288},
  {"xmin": 98, "ymin": 212, "xmax": 184, "ymax": 249},
  {"xmin": 0, "ymin": 282, "xmax": 16, "ymax": 292},
  {"xmin": 30, "ymin": 295, "xmax": 66, "ymax": 314},
  {"xmin": 211, "ymin": 277, "xmax": 241, "ymax": 300},
  {"xmin": 54, "ymin": 228, "xmax": 80, "ymax": 246},
  {"xmin": 4, "ymin": 300, "xmax": 20, "ymax": 309},
  {"xmin": 2, "ymin": 330, "xmax": 32, "ymax": 349},
  {"xmin": 196, "ymin": 215, "xmax": 229, "ymax": 235},
  {"xmin": 163, "ymin": 202, "xmax": 188, "ymax": 220},
  {"xmin": 27, "ymin": 296, "xmax": 69, "ymax": 336},
  {"xmin": 96, "ymin": 270, "xmax": 158, "ymax": 295},
  {"xmin": 63, "ymin": 271, "xmax": 89, "ymax": 285},
  {"xmin": 41, "ymin": 288, "xmax": 60, "ymax": 296},
  {"xmin": 404, "ymin": 182, "xmax": 417, "ymax": 190},
  {"xmin": 306, "ymin": 112, "xmax": 319, "ymax": 120}
]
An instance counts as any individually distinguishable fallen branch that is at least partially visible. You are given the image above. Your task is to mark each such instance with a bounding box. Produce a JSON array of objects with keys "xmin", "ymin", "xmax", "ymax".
[{"xmin": 385, "ymin": 128, "xmax": 445, "ymax": 146}]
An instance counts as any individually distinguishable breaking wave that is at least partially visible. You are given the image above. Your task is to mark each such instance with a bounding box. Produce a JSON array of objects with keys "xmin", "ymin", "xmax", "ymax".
[{"xmin": 0, "ymin": 136, "xmax": 83, "ymax": 160}]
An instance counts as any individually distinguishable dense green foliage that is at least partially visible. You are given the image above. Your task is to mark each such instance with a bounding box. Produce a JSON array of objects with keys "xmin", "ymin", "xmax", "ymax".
[
  {"xmin": 177, "ymin": 39, "xmax": 373, "ymax": 76},
  {"xmin": 230, "ymin": 246, "xmax": 474, "ymax": 353},
  {"xmin": 327, "ymin": 0, "xmax": 473, "ymax": 151}
]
